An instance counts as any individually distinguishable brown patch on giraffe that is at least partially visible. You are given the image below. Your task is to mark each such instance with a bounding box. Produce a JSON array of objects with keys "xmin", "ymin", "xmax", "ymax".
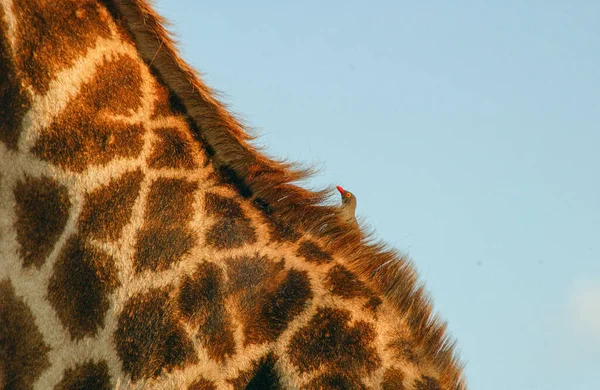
[
  {"xmin": 364, "ymin": 296, "xmax": 383, "ymax": 312},
  {"xmin": 225, "ymin": 254, "xmax": 284, "ymax": 292},
  {"xmin": 143, "ymin": 177, "xmax": 198, "ymax": 232},
  {"xmin": 12, "ymin": 0, "xmax": 111, "ymax": 94},
  {"xmin": 204, "ymin": 193, "xmax": 257, "ymax": 249},
  {"xmin": 265, "ymin": 214, "xmax": 301, "ymax": 242},
  {"xmin": 226, "ymin": 255, "xmax": 312, "ymax": 346},
  {"xmin": 253, "ymin": 198, "xmax": 301, "ymax": 243},
  {"xmin": 79, "ymin": 169, "xmax": 144, "ymax": 242},
  {"xmin": 0, "ymin": 7, "xmax": 31, "ymax": 150},
  {"xmin": 188, "ymin": 377, "xmax": 217, "ymax": 390},
  {"xmin": 296, "ymin": 240, "xmax": 332, "ymax": 264},
  {"xmin": 389, "ymin": 337, "xmax": 419, "ymax": 364},
  {"xmin": 55, "ymin": 360, "xmax": 111, "ymax": 390},
  {"xmin": 47, "ymin": 235, "xmax": 119, "ymax": 340},
  {"xmin": 287, "ymin": 306, "xmax": 380, "ymax": 375},
  {"xmin": 114, "ymin": 287, "xmax": 196, "ymax": 381},
  {"xmin": 150, "ymin": 81, "xmax": 174, "ymax": 118},
  {"xmin": 14, "ymin": 176, "xmax": 71, "ymax": 268},
  {"xmin": 325, "ymin": 264, "xmax": 369, "ymax": 298},
  {"xmin": 415, "ymin": 376, "xmax": 442, "ymax": 390},
  {"xmin": 325, "ymin": 264, "xmax": 383, "ymax": 313},
  {"xmin": 303, "ymin": 373, "xmax": 366, "ymax": 390},
  {"xmin": 148, "ymin": 127, "xmax": 197, "ymax": 169},
  {"xmin": 382, "ymin": 368, "xmax": 406, "ymax": 390},
  {"xmin": 178, "ymin": 262, "xmax": 235, "ymax": 363},
  {"xmin": 227, "ymin": 353, "xmax": 282, "ymax": 390},
  {"xmin": 134, "ymin": 227, "xmax": 197, "ymax": 273},
  {"xmin": 133, "ymin": 178, "xmax": 197, "ymax": 273},
  {"xmin": 32, "ymin": 54, "xmax": 144, "ymax": 172},
  {"xmin": 0, "ymin": 280, "xmax": 51, "ymax": 389}
]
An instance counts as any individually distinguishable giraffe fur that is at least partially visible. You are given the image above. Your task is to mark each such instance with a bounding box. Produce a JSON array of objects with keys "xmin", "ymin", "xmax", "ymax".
[{"xmin": 0, "ymin": 0, "xmax": 466, "ymax": 388}]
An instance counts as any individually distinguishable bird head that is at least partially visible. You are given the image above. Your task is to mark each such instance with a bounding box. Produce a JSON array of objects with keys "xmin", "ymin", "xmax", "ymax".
[{"xmin": 336, "ymin": 185, "xmax": 357, "ymax": 209}]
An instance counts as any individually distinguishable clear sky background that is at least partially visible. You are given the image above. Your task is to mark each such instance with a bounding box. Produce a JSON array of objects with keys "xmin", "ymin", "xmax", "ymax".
[{"xmin": 154, "ymin": 1, "xmax": 600, "ymax": 388}]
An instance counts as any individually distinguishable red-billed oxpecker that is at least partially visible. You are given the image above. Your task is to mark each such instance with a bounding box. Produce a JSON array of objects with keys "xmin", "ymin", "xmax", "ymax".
[{"xmin": 336, "ymin": 185, "xmax": 359, "ymax": 230}]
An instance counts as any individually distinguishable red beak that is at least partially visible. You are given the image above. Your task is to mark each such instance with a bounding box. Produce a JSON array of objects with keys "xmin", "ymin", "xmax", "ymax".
[{"xmin": 336, "ymin": 186, "xmax": 345, "ymax": 195}]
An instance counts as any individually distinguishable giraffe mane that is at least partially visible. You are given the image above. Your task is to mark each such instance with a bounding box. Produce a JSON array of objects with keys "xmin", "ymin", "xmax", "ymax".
[{"xmin": 103, "ymin": 0, "xmax": 465, "ymax": 386}]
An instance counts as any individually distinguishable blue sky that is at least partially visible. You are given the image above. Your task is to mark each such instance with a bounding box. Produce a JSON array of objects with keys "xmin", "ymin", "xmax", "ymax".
[{"xmin": 154, "ymin": 1, "xmax": 600, "ymax": 388}]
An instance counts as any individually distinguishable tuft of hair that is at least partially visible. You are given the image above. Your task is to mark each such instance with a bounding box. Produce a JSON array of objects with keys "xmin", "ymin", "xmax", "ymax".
[{"xmin": 105, "ymin": 0, "xmax": 466, "ymax": 388}]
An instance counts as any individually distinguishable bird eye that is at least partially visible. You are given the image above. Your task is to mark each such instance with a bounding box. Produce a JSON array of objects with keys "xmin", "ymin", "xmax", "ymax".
[{"xmin": 346, "ymin": 192, "xmax": 351, "ymax": 198}]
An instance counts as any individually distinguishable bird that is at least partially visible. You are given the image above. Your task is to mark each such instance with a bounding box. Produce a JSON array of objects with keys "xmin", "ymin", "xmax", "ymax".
[{"xmin": 336, "ymin": 185, "xmax": 359, "ymax": 229}]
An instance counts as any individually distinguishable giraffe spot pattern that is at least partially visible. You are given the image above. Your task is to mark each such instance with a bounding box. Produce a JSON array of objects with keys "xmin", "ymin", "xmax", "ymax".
[
  {"xmin": 364, "ymin": 295, "xmax": 383, "ymax": 312},
  {"xmin": 47, "ymin": 235, "xmax": 119, "ymax": 340},
  {"xmin": 133, "ymin": 178, "xmax": 197, "ymax": 273},
  {"xmin": 12, "ymin": 0, "xmax": 111, "ymax": 94},
  {"xmin": 0, "ymin": 1, "xmax": 467, "ymax": 388},
  {"xmin": 0, "ymin": 280, "xmax": 51, "ymax": 389},
  {"xmin": 303, "ymin": 373, "xmax": 367, "ymax": 390},
  {"xmin": 265, "ymin": 215, "xmax": 301, "ymax": 243},
  {"xmin": 325, "ymin": 264, "xmax": 382, "ymax": 312},
  {"xmin": 178, "ymin": 261, "xmax": 236, "ymax": 363},
  {"xmin": 204, "ymin": 193, "xmax": 257, "ymax": 249},
  {"xmin": 32, "ymin": 54, "xmax": 144, "ymax": 172},
  {"xmin": 79, "ymin": 169, "xmax": 144, "ymax": 242},
  {"xmin": 382, "ymin": 368, "xmax": 406, "ymax": 390},
  {"xmin": 187, "ymin": 377, "xmax": 217, "ymax": 390},
  {"xmin": 325, "ymin": 264, "xmax": 369, "ymax": 298},
  {"xmin": 14, "ymin": 176, "xmax": 70, "ymax": 268},
  {"xmin": 296, "ymin": 240, "xmax": 332, "ymax": 264},
  {"xmin": 148, "ymin": 127, "xmax": 197, "ymax": 169},
  {"xmin": 55, "ymin": 360, "xmax": 111, "ymax": 390},
  {"xmin": 287, "ymin": 307, "xmax": 380, "ymax": 375},
  {"xmin": 226, "ymin": 254, "xmax": 312, "ymax": 346},
  {"xmin": 114, "ymin": 287, "xmax": 196, "ymax": 381},
  {"xmin": 227, "ymin": 353, "xmax": 282, "ymax": 390},
  {"xmin": 179, "ymin": 254, "xmax": 312, "ymax": 356},
  {"xmin": 388, "ymin": 338, "xmax": 418, "ymax": 364},
  {"xmin": 0, "ymin": 7, "xmax": 31, "ymax": 150},
  {"xmin": 253, "ymin": 198, "xmax": 301, "ymax": 243},
  {"xmin": 415, "ymin": 375, "xmax": 442, "ymax": 390},
  {"xmin": 134, "ymin": 227, "xmax": 197, "ymax": 273},
  {"xmin": 150, "ymin": 81, "xmax": 177, "ymax": 118},
  {"xmin": 225, "ymin": 254, "xmax": 285, "ymax": 292}
]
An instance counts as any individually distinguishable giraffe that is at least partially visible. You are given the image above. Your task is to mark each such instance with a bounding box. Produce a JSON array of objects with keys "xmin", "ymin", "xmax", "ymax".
[{"xmin": 0, "ymin": 0, "xmax": 466, "ymax": 389}]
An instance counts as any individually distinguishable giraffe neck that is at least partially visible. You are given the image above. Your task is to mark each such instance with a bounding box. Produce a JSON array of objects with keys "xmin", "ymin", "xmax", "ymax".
[{"xmin": 0, "ymin": 0, "xmax": 465, "ymax": 388}]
